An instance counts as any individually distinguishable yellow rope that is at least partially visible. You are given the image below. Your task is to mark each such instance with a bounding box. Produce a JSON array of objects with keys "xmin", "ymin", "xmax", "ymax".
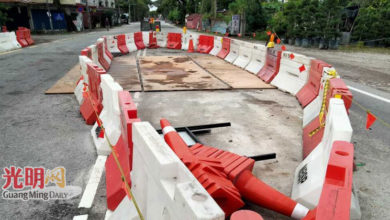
[{"xmin": 85, "ymin": 86, "xmax": 145, "ymax": 220}]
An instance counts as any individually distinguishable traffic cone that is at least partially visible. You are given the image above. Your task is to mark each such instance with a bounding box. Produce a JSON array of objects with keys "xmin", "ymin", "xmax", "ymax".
[
  {"xmin": 160, "ymin": 119, "xmax": 191, "ymax": 158},
  {"xmin": 188, "ymin": 39, "xmax": 194, "ymax": 53},
  {"xmin": 235, "ymin": 170, "xmax": 309, "ymax": 219}
]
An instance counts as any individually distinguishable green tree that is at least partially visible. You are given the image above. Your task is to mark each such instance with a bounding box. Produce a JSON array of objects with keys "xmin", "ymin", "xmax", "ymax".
[{"xmin": 0, "ymin": 3, "xmax": 10, "ymax": 26}]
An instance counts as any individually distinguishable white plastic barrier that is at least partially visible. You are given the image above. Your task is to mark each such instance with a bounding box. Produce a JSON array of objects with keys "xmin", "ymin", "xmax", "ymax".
[
  {"xmin": 182, "ymin": 33, "xmax": 198, "ymax": 51},
  {"xmin": 115, "ymin": 122, "xmax": 224, "ymax": 220},
  {"xmin": 233, "ymin": 41, "xmax": 252, "ymax": 68},
  {"xmin": 302, "ymin": 67, "xmax": 339, "ymax": 127},
  {"xmin": 0, "ymin": 32, "xmax": 21, "ymax": 52},
  {"xmin": 88, "ymin": 44, "xmax": 104, "ymax": 70},
  {"xmin": 142, "ymin": 32, "xmax": 149, "ymax": 47},
  {"xmin": 106, "ymin": 35, "xmax": 121, "ymax": 54},
  {"xmin": 156, "ymin": 32, "xmax": 167, "ymax": 48},
  {"xmin": 209, "ymin": 36, "xmax": 222, "ymax": 56},
  {"xmin": 125, "ymin": 34, "xmax": 138, "ymax": 52},
  {"xmin": 291, "ymin": 98, "xmax": 360, "ymax": 218},
  {"xmin": 98, "ymin": 38, "xmax": 112, "ymax": 65},
  {"xmin": 74, "ymin": 56, "xmax": 93, "ymax": 105},
  {"xmin": 271, "ymin": 52, "xmax": 314, "ymax": 96},
  {"xmin": 224, "ymin": 39, "xmax": 240, "ymax": 63},
  {"xmin": 91, "ymin": 74, "xmax": 123, "ymax": 155},
  {"xmin": 245, "ymin": 44, "xmax": 266, "ymax": 74}
]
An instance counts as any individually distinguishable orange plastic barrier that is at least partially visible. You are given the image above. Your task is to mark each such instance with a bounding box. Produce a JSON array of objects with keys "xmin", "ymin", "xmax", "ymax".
[
  {"xmin": 257, "ymin": 48, "xmax": 282, "ymax": 83},
  {"xmin": 18, "ymin": 27, "xmax": 34, "ymax": 45},
  {"xmin": 116, "ymin": 34, "xmax": 129, "ymax": 54},
  {"xmin": 167, "ymin": 32, "xmax": 182, "ymax": 49},
  {"xmin": 96, "ymin": 41, "xmax": 110, "ymax": 70},
  {"xmin": 80, "ymin": 64, "xmax": 105, "ymax": 125},
  {"xmin": 217, "ymin": 37, "xmax": 230, "ymax": 59},
  {"xmin": 297, "ymin": 60, "xmax": 332, "ymax": 107},
  {"xmin": 196, "ymin": 35, "xmax": 214, "ymax": 53},
  {"xmin": 15, "ymin": 30, "xmax": 28, "ymax": 47},
  {"xmin": 133, "ymin": 32, "xmax": 145, "ymax": 50}
]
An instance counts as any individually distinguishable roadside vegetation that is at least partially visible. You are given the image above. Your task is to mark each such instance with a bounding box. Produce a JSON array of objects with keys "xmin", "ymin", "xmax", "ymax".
[{"xmin": 152, "ymin": 0, "xmax": 390, "ymax": 48}]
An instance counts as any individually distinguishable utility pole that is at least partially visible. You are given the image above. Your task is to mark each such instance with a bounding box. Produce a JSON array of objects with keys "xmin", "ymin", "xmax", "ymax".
[{"xmin": 46, "ymin": 0, "xmax": 53, "ymax": 30}]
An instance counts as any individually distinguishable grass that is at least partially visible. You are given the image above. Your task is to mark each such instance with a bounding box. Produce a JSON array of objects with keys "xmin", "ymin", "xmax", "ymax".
[{"xmin": 339, "ymin": 44, "xmax": 390, "ymax": 54}]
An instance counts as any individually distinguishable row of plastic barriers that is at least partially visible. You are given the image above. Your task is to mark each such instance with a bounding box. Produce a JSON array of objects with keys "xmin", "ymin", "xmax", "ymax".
[
  {"xmin": 73, "ymin": 31, "xmax": 361, "ymax": 219},
  {"xmin": 73, "ymin": 36, "xmax": 224, "ymax": 220},
  {"xmin": 0, "ymin": 27, "xmax": 34, "ymax": 53}
]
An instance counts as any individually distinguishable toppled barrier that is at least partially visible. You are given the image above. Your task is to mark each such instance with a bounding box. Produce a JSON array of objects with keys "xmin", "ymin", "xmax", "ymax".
[
  {"xmin": 112, "ymin": 121, "xmax": 225, "ymax": 219},
  {"xmin": 161, "ymin": 119, "xmax": 310, "ymax": 219}
]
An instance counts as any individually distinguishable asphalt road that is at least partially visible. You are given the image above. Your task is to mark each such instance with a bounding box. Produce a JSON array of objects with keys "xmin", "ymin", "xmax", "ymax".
[{"xmin": 0, "ymin": 22, "xmax": 389, "ymax": 219}]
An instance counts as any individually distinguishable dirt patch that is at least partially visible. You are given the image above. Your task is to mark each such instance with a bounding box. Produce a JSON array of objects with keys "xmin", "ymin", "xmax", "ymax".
[{"xmin": 173, "ymin": 57, "xmax": 190, "ymax": 63}]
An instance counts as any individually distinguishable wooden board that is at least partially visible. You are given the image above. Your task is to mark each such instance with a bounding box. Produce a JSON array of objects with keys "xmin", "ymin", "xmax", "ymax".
[
  {"xmin": 45, "ymin": 64, "xmax": 81, "ymax": 94},
  {"xmin": 139, "ymin": 56, "xmax": 229, "ymax": 91},
  {"xmin": 191, "ymin": 55, "xmax": 274, "ymax": 89},
  {"xmin": 107, "ymin": 55, "xmax": 142, "ymax": 91}
]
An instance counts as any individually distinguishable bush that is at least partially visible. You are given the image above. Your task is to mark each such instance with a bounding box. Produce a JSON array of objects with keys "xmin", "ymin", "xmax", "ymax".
[{"xmin": 168, "ymin": 8, "xmax": 180, "ymax": 23}]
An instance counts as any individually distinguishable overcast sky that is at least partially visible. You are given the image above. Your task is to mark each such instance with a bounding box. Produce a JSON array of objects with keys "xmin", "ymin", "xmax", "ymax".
[{"xmin": 149, "ymin": 0, "xmax": 157, "ymax": 11}]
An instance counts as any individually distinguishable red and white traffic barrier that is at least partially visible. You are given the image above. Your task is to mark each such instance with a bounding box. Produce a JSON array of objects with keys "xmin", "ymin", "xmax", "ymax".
[
  {"xmin": 91, "ymin": 74, "xmax": 123, "ymax": 155},
  {"xmin": 225, "ymin": 39, "xmax": 240, "ymax": 63},
  {"xmin": 209, "ymin": 36, "xmax": 222, "ymax": 56},
  {"xmin": 108, "ymin": 121, "xmax": 225, "ymax": 219},
  {"xmin": 156, "ymin": 31, "xmax": 167, "ymax": 48},
  {"xmin": 106, "ymin": 35, "xmax": 121, "ymax": 54},
  {"xmin": 292, "ymin": 98, "xmax": 360, "ymax": 218},
  {"xmin": 271, "ymin": 51, "xmax": 314, "ymax": 95},
  {"xmin": 124, "ymin": 34, "xmax": 137, "ymax": 52},
  {"xmin": 233, "ymin": 41, "xmax": 252, "ymax": 69},
  {"xmin": 302, "ymin": 67, "xmax": 339, "ymax": 127},
  {"xmin": 245, "ymin": 44, "xmax": 266, "ymax": 74}
]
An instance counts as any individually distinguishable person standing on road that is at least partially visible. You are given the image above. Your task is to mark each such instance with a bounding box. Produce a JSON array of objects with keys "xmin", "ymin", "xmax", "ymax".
[{"xmin": 105, "ymin": 17, "xmax": 110, "ymax": 31}]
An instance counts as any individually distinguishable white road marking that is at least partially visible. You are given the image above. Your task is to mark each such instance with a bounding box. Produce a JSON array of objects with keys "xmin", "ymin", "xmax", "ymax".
[
  {"xmin": 78, "ymin": 155, "xmax": 107, "ymax": 208},
  {"xmin": 73, "ymin": 214, "xmax": 88, "ymax": 220},
  {"xmin": 142, "ymin": 48, "xmax": 147, "ymax": 57},
  {"xmin": 348, "ymin": 86, "xmax": 390, "ymax": 104}
]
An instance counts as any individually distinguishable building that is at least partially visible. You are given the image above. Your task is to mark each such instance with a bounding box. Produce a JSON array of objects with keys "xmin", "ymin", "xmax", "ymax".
[{"xmin": 0, "ymin": 0, "xmax": 117, "ymax": 32}]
